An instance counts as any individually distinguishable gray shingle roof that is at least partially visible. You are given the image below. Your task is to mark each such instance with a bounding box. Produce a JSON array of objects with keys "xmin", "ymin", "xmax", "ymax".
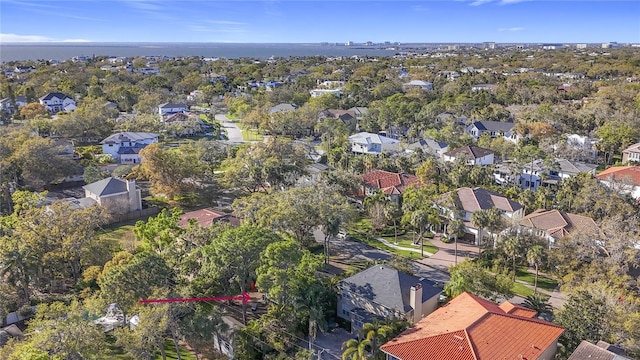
[
  {"xmin": 568, "ymin": 341, "xmax": 632, "ymax": 360},
  {"xmin": 339, "ymin": 265, "xmax": 441, "ymax": 314},
  {"xmin": 471, "ymin": 120, "xmax": 514, "ymax": 132},
  {"xmin": 100, "ymin": 132, "xmax": 158, "ymax": 145},
  {"xmin": 39, "ymin": 92, "xmax": 72, "ymax": 101},
  {"xmin": 83, "ymin": 177, "xmax": 128, "ymax": 197},
  {"xmin": 444, "ymin": 145, "xmax": 493, "ymax": 159}
]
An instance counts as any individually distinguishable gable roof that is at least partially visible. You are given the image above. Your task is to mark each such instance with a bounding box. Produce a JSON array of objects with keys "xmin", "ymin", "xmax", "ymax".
[
  {"xmin": 83, "ymin": 177, "xmax": 128, "ymax": 197},
  {"xmin": 362, "ymin": 170, "xmax": 420, "ymax": 195},
  {"xmin": 622, "ymin": 142, "xmax": 640, "ymax": 154},
  {"xmin": 556, "ymin": 158, "xmax": 598, "ymax": 174},
  {"xmin": 101, "ymin": 132, "xmax": 158, "ymax": 145},
  {"xmin": 348, "ymin": 132, "xmax": 400, "ymax": 145},
  {"xmin": 519, "ymin": 209, "xmax": 599, "ymax": 239},
  {"xmin": 158, "ymin": 102, "xmax": 188, "ymax": 109},
  {"xmin": 444, "ymin": 145, "xmax": 493, "ymax": 159},
  {"xmin": 452, "ymin": 187, "xmax": 523, "ymax": 213},
  {"xmin": 568, "ymin": 341, "xmax": 632, "ymax": 360},
  {"xmin": 596, "ymin": 166, "xmax": 640, "ymax": 186},
  {"xmin": 380, "ymin": 292, "xmax": 564, "ymax": 360},
  {"xmin": 406, "ymin": 138, "xmax": 448, "ymax": 153},
  {"xmin": 269, "ymin": 103, "xmax": 297, "ymax": 113},
  {"xmin": 178, "ymin": 208, "xmax": 240, "ymax": 228},
  {"xmin": 339, "ymin": 265, "xmax": 441, "ymax": 314},
  {"xmin": 39, "ymin": 92, "xmax": 72, "ymax": 101},
  {"xmin": 469, "ymin": 120, "xmax": 514, "ymax": 132}
]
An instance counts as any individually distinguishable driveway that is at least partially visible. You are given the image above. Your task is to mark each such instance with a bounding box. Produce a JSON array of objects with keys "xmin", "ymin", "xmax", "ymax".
[
  {"xmin": 215, "ymin": 114, "xmax": 244, "ymax": 144},
  {"xmin": 310, "ymin": 328, "xmax": 352, "ymax": 360}
]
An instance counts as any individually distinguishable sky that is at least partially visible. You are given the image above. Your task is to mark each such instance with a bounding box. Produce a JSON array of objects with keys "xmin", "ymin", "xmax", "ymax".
[{"xmin": 0, "ymin": 0, "xmax": 638, "ymax": 44}]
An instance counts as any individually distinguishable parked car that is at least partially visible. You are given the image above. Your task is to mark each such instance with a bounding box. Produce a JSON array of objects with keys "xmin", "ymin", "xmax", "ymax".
[{"xmin": 336, "ymin": 231, "xmax": 350, "ymax": 240}]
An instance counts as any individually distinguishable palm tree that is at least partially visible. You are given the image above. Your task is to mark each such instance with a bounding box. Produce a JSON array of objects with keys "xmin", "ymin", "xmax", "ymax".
[
  {"xmin": 503, "ymin": 236, "xmax": 522, "ymax": 281},
  {"xmin": 342, "ymin": 337, "xmax": 370, "ymax": 360},
  {"xmin": 384, "ymin": 202, "xmax": 402, "ymax": 245},
  {"xmin": 522, "ymin": 293, "xmax": 553, "ymax": 319},
  {"xmin": 526, "ymin": 245, "xmax": 546, "ymax": 293},
  {"xmin": 360, "ymin": 320, "xmax": 393, "ymax": 357},
  {"xmin": 446, "ymin": 218, "xmax": 466, "ymax": 265},
  {"xmin": 471, "ymin": 210, "xmax": 490, "ymax": 252}
]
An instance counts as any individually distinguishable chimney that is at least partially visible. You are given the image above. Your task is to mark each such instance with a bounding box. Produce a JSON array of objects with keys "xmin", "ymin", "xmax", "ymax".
[
  {"xmin": 126, "ymin": 179, "xmax": 141, "ymax": 212},
  {"xmin": 410, "ymin": 283, "xmax": 423, "ymax": 323}
]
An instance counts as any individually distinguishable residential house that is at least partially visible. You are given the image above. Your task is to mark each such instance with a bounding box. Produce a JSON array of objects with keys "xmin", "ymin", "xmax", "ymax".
[
  {"xmin": 519, "ymin": 209, "xmax": 599, "ymax": 247},
  {"xmin": 347, "ymin": 106, "xmax": 368, "ymax": 121},
  {"xmin": 317, "ymin": 109, "xmax": 357, "ymax": 131},
  {"xmin": 337, "ymin": 265, "xmax": 442, "ymax": 334},
  {"xmin": 436, "ymin": 187, "xmax": 524, "ymax": 245},
  {"xmin": 158, "ymin": 102, "xmax": 188, "ymax": 116},
  {"xmin": 622, "ymin": 142, "xmax": 640, "ymax": 164},
  {"xmin": 178, "ymin": 208, "xmax": 240, "ymax": 229},
  {"xmin": 100, "ymin": 132, "xmax": 158, "ymax": 164},
  {"xmin": 0, "ymin": 96, "xmax": 27, "ymax": 115},
  {"xmin": 466, "ymin": 120, "xmax": 518, "ymax": 143},
  {"xmin": 361, "ymin": 170, "xmax": 420, "ymax": 203},
  {"xmin": 348, "ymin": 132, "xmax": 400, "ymax": 155},
  {"xmin": 568, "ymin": 341, "xmax": 633, "ymax": 360},
  {"xmin": 269, "ymin": 103, "xmax": 297, "ymax": 114},
  {"xmin": 310, "ymin": 88, "xmax": 342, "ymax": 97},
  {"xmin": 402, "ymin": 80, "xmax": 433, "ymax": 91},
  {"xmin": 471, "ymin": 83, "xmax": 497, "ymax": 92},
  {"xmin": 443, "ymin": 145, "xmax": 494, "ymax": 165},
  {"xmin": 519, "ymin": 158, "xmax": 598, "ymax": 190},
  {"xmin": 83, "ymin": 177, "xmax": 142, "ymax": 214},
  {"xmin": 39, "ymin": 92, "xmax": 76, "ymax": 114},
  {"xmin": 563, "ymin": 134, "xmax": 600, "ymax": 160},
  {"xmin": 405, "ymin": 138, "xmax": 449, "ymax": 158},
  {"xmin": 595, "ymin": 166, "xmax": 640, "ymax": 200},
  {"xmin": 380, "ymin": 292, "xmax": 564, "ymax": 360},
  {"xmin": 297, "ymin": 163, "xmax": 334, "ymax": 187}
]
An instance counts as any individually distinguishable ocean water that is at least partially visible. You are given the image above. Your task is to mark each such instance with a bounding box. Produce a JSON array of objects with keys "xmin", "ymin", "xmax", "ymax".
[{"xmin": 0, "ymin": 43, "xmax": 404, "ymax": 62}]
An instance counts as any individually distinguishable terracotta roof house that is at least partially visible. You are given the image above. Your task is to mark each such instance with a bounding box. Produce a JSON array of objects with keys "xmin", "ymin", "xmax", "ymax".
[
  {"xmin": 337, "ymin": 265, "xmax": 442, "ymax": 335},
  {"xmin": 361, "ymin": 170, "xmax": 420, "ymax": 203},
  {"xmin": 178, "ymin": 208, "xmax": 240, "ymax": 228},
  {"xmin": 622, "ymin": 142, "xmax": 640, "ymax": 164},
  {"xmin": 443, "ymin": 145, "xmax": 494, "ymax": 165},
  {"xmin": 595, "ymin": 166, "xmax": 640, "ymax": 200},
  {"xmin": 380, "ymin": 292, "xmax": 564, "ymax": 360},
  {"xmin": 436, "ymin": 187, "xmax": 524, "ymax": 245},
  {"xmin": 519, "ymin": 209, "xmax": 599, "ymax": 247},
  {"xmin": 83, "ymin": 177, "xmax": 142, "ymax": 214},
  {"xmin": 466, "ymin": 120, "xmax": 518, "ymax": 143},
  {"xmin": 568, "ymin": 340, "xmax": 633, "ymax": 360},
  {"xmin": 348, "ymin": 132, "xmax": 400, "ymax": 155}
]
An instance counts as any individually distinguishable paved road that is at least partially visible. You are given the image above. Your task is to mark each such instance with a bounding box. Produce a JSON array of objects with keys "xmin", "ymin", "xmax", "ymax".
[{"xmin": 215, "ymin": 114, "xmax": 244, "ymax": 143}]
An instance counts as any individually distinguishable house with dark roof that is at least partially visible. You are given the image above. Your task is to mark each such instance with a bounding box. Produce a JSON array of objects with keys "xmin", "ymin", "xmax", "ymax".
[
  {"xmin": 361, "ymin": 170, "xmax": 420, "ymax": 203},
  {"xmin": 436, "ymin": 187, "xmax": 524, "ymax": 245},
  {"xmin": 595, "ymin": 166, "xmax": 640, "ymax": 200},
  {"xmin": 337, "ymin": 265, "xmax": 442, "ymax": 334},
  {"xmin": 269, "ymin": 103, "xmax": 297, "ymax": 114},
  {"xmin": 158, "ymin": 102, "xmax": 188, "ymax": 116},
  {"xmin": 178, "ymin": 208, "xmax": 240, "ymax": 229},
  {"xmin": 100, "ymin": 132, "xmax": 158, "ymax": 164},
  {"xmin": 443, "ymin": 145, "xmax": 494, "ymax": 165},
  {"xmin": 519, "ymin": 209, "xmax": 599, "ymax": 247},
  {"xmin": 519, "ymin": 158, "xmax": 598, "ymax": 190},
  {"xmin": 380, "ymin": 292, "xmax": 564, "ymax": 360},
  {"xmin": 317, "ymin": 109, "xmax": 357, "ymax": 131},
  {"xmin": 405, "ymin": 138, "xmax": 449, "ymax": 158},
  {"xmin": 568, "ymin": 341, "xmax": 633, "ymax": 360},
  {"xmin": 39, "ymin": 92, "xmax": 76, "ymax": 114},
  {"xmin": 466, "ymin": 120, "xmax": 518, "ymax": 143},
  {"xmin": 83, "ymin": 177, "xmax": 142, "ymax": 214}
]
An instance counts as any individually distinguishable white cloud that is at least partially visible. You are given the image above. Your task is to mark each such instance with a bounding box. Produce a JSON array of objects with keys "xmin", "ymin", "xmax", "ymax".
[
  {"xmin": 0, "ymin": 33, "xmax": 91, "ymax": 42},
  {"xmin": 411, "ymin": 4, "xmax": 430, "ymax": 12},
  {"xmin": 498, "ymin": 27, "xmax": 525, "ymax": 31}
]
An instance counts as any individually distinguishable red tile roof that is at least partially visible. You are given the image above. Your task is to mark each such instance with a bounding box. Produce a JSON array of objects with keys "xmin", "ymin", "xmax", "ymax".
[
  {"xmin": 380, "ymin": 292, "xmax": 564, "ymax": 360},
  {"xmin": 362, "ymin": 170, "xmax": 420, "ymax": 195},
  {"xmin": 595, "ymin": 166, "xmax": 640, "ymax": 186},
  {"xmin": 178, "ymin": 208, "xmax": 239, "ymax": 228}
]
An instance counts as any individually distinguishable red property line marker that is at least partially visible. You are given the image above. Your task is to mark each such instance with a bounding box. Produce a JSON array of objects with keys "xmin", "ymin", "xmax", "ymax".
[{"xmin": 140, "ymin": 292, "xmax": 250, "ymax": 304}]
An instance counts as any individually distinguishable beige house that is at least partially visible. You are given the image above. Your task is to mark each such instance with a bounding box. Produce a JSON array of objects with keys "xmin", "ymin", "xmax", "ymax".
[{"xmin": 83, "ymin": 177, "xmax": 142, "ymax": 214}]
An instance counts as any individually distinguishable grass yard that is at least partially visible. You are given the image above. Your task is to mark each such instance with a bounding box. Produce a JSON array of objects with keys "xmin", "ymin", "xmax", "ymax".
[
  {"xmin": 515, "ymin": 268, "xmax": 558, "ymax": 292},
  {"xmin": 511, "ymin": 282, "xmax": 534, "ymax": 298},
  {"xmin": 97, "ymin": 220, "xmax": 139, "ymax": 251},
  {"xmin": 241, "ymin": 128, "xmax": 263, "ymax": 141},
  {"xmin": 380, "ymin": 233, "xmax": 438, "ymax": 255},
  {"xmin": 160, "ymin": 339, "xmax": 197, "ymax": 360}
]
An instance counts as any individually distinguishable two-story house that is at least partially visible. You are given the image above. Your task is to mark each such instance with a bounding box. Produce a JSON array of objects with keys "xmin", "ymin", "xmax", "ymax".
[
  {"xmin": 520, "ymin": 158, "xmax": 598, "ymax": 190},
  {"xmin": 361, "ymin": 170, "xmax": 420, "ymax": 204},
  {"xmin": 348, "ymin": 132, "xmax": 400, "ymax": 155},
  {"xmin": 436, "ymin": 187, "xmax": 524, "ymax": 246},
  {"xmin": 622, "ymin": 142, "xmax": 640, "ymax": 164},
  {"xmin": 380, "ymin": 292, "xmax": 564, "ymax": 360},
  {"xmin": 466, "ymin": 120, "xmax": 518, "ymax": 143},
  {"xmin": 158, "ymin": 102, "xmax": 188, "ymax": 116},
  {"xmin": 83, "ymin": 177, "xmax": 142, "ymax": 214},
  {"xmin": 405, "ymin": 138, "xmax": 449, "ymax": 158},
  {"xmin": 595, "ymin": 166, "xmax": 640, "ymax": 200},
  {"xmin": 519, "ymin": 209, "xmax": 599, "ymax": 248},
  {"xmin": 39, "ymin": 92, "xmax": 76, "ymax": 114},
  {"xmin": 100, "ymin": 132, "xmax": 158, "ymax": 164},
  {"xmin": 337, "ymin": 265, "xmax": 442, "ymax": 334},
  {"xmin": 0, "ymin": 96, "xmax": 27, "ymax": 115},
  {"xmin": 317, "ymin": 109, "xmax": 357, "ymax": 131},
  {"xmin": 443, "ymin": 145, "xmax": 494, "ymax": 165}
]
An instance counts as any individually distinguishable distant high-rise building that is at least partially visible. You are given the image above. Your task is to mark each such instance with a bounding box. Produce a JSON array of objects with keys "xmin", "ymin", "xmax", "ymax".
[
  {"xmin": 484, "ymin": 42, "xmax": 496, "ymax": 49},
  {"xmin": 345, "ymin": 41, "xmax": 354, "ymax": 46},
  {"xmin": 576, "ymin": 43, "xmax": 588, "ymax": 49},
  {"xmin": 365, "ymin": 41, "xmax": 373, "ymax": 46}
]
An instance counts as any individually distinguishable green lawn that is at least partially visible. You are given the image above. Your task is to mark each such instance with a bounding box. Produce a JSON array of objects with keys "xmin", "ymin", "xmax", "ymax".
[
  {"xmin": 97, "ymin": 221, "xmax": 139, "ymax": 251},
  {"xmin": 380, "ymin": 233, "xmax": 438, "ymax": 255},
  {"xmin": 511, "ymin": 282, "xmax": 534, "ymax": 298},
  {"xmin": 515, "ymin": 268, "xmax": 558, "ymax": 292},
  {"xmin": 160, "ymin": 339, "xmax": 196, "ymax": 360},
  {"xmin": 241, "ymin": 128, "xmax": 263, "ymax": 141}
]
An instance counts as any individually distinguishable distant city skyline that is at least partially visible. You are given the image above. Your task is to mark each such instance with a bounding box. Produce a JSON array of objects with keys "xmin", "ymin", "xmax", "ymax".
[{"xmin": 1, "ymin": 1, "xmax": 638, "ymax": 44}]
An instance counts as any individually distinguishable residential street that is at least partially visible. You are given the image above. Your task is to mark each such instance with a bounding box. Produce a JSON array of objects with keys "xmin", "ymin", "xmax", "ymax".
[{"xmin": 215, "ymin": 113, "xmax": 244, "ymax": 143}]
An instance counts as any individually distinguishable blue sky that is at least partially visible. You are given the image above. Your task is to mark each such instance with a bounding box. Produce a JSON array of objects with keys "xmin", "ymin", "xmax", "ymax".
[{"xmin": 0, "ymin": 0, "xmax": 638, "ymax": 43}]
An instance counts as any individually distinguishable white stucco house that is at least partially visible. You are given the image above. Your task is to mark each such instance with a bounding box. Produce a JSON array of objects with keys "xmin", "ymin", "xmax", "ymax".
[
  {"xmin": 158, "ymin": 102, "xmax": 188, "ymax": 116},
  {"xmin": 39, "ymin": 92, "xmax": 76, "ymax": 114},
  {"xmin": 348, "ymin": 132, "xmax": 400, "ymax": 155},
  {"xmin": 443, "ymin": 145, "xmax": 494, "ymax": 165},
  {"xmin": 100, "ymin": 132, "xmax": 158, "ymax": 164},
  {"xmin": 466, "ymin": 120, "xmax": 518, "ymax": 143}
]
